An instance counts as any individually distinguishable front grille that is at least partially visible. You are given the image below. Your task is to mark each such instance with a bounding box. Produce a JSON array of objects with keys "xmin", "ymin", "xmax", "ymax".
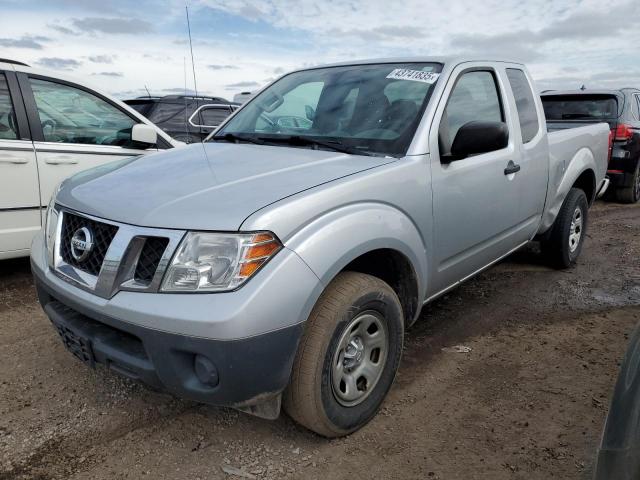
[
  {"xmin": 134, "ymin": 237, "xmax": 169, "ymax": 284},
  {"xmin": 60, "ymin": 213, "xmax": 118, "ymax": 276}
]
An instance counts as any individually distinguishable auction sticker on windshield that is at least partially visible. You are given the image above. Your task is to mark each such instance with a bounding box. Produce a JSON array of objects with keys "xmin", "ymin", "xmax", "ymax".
[{"xmin": 386, "ymin": 69, "xmax": 440, "ymax": 84}]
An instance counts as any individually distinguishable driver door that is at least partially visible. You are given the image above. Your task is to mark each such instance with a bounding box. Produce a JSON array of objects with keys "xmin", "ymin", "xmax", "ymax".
[{"xmin": 19, "ymin": 75, "xmax": 158, "ymax": 206}]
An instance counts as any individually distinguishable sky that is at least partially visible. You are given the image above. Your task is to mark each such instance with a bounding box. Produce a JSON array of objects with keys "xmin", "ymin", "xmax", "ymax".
[{"xmin": 0, "ymin": 0, "xmax": 638, "ymax": 101}]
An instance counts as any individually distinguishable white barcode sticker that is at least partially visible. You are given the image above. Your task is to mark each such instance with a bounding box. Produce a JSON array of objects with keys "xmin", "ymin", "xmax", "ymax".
[{"xmin": 386, "ymin": 69, "xmax": 440, "ymax": 84}]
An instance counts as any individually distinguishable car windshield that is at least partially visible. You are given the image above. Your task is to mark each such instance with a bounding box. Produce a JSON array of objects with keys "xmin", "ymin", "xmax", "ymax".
[{"xmin": 212, "ymin": 62, "xmax": 442, "ymax": 157}]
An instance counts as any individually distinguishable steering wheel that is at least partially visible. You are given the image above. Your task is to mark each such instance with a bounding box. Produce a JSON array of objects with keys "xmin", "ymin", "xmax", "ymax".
[
  {"xmin": 41, "ymin": 119, "xmax": 57, "ymax": 133},
  {"xmin": 259, "ymin": 112, "xmax": 277, "ymax": 131},
  {"xmin": 276, "ymin": 115, "xmax": 312, "ymax": 129},
  {"xmin": 7, "ymin": 111, "xmax": 17, "ymax": 135}
]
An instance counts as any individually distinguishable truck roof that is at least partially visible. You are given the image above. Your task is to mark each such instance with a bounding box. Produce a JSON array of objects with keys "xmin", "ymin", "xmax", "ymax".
[
  {"xmin": 541, "ymin": 89, "xmax": 639, "ymax": 97},
  {"xmin": 298, "ymin": 56, "xmax": 525, "ymax": 70}
]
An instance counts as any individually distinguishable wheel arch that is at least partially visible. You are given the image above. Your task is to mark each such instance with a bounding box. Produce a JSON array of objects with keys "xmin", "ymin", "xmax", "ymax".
[{"xmin": 286, "ymin": 202, "xmax": 427, "ymax": 326}]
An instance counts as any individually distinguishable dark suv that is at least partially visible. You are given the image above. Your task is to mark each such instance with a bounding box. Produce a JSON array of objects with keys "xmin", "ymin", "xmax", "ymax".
[
  {"xmin": 124, "ymin": 95, "xmax": 239, "ymax": 143},
  {"xmin": 542, "ymin": 88, "xmax": 640, "ymax": 203}
]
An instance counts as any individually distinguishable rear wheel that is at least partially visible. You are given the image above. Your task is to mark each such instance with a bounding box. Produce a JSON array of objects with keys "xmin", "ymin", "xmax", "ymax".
[
  {"xmin": 283, "ymin": 272, "xmax": 404, "ymax": 437},
  {"xmin": 542, "ymin": 187, "xmax": 589, "ymax": 269},
  {"xmin": 615, "ymin": 164, "xmax": 640, "ymax": 204}
]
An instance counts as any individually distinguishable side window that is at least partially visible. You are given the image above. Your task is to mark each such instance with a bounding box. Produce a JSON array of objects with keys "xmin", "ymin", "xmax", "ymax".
[
  {"xmin": 506, "ymin": 69, "xmax": 539, "ymax": 143},
  {"xmin": 29, "ymin": 78, "xmax": 136, "ymax": 146},
  {"xmin": 194, "ymin": 106, "xmax": 231, "ymax": 127},
  {"xmin": 439, "ymin": 71, "xmax": 503, "ymax": 155},
  {"xmin": 0, "ymin": 74, "xmax": 18, "ymax": 140}
]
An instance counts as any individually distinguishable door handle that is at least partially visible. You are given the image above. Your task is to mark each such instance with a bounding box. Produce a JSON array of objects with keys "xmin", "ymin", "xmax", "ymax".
[
  {"xmin": 0, "ymin": 157, "xmax": 29, "ymax": 164},
  {"xmin": 45, "ymin": 157, "xmax": 79, "ymax": 165},
  {"xmin": 504, "ymin": 161, "xmax": 521, "ymax": 175}
]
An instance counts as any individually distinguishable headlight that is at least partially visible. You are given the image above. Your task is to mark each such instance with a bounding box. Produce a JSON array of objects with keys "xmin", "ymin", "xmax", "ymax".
[{"xmin": 161, "ymin": 231, "xmax": 282, "ymax": 292}]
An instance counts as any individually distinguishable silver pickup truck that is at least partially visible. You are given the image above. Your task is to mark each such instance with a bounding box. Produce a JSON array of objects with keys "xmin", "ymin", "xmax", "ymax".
[{"xmin": 31, "ymin": 57, "xmax": 609, "ymax": 437}]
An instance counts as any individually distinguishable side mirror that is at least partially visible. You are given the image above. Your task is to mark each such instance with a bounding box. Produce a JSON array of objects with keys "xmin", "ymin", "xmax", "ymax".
[
  {"xmin": 131, "ymin": 123, "xmax": 158, "ymax": 148},
  {"xmin": 448, "ymin": 121, "xmax": 508, "ymax": 161},
  {"xmin": 305, "ymin": 105, "xmax": 315, "ymax": 121}
]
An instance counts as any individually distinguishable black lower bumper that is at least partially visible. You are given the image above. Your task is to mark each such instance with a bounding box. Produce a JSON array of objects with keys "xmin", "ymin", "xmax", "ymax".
[{"xmin": 35, "ymin": 277, "xmax": 303, "ymax": 407}]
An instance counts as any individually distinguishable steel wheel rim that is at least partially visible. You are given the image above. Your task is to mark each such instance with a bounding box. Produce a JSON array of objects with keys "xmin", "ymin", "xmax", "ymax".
[
  {"xmin": 568, "ymin": 206, "xmax": 583, "ymax": 253},
  {"xmin": 331, "ymin": 311, "xmax": 389, "ymax": 407}
]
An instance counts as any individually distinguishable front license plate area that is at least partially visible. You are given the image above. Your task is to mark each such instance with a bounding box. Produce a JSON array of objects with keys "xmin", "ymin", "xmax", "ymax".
[{"xmin": 53, "ymin": 322, "xmax": 95, "ymax": 368}]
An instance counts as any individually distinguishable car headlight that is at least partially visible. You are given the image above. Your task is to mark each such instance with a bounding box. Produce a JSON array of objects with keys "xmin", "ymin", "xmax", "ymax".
[{"xmin": 161, "ymin": 231, "xmax": 282, "ymax": 292}]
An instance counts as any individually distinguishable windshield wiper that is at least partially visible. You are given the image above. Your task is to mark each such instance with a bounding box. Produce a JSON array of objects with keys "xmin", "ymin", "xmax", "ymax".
[
  {"xmin": 258, "ymin": 135, "xmax": 375, "ymax": 156},
  {"xmin": 211, "ymin": 133, "xmax": 265, "ymax": 145}
]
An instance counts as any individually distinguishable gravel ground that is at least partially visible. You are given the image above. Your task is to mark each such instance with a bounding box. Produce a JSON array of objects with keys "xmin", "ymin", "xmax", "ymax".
[{"xmin": 0, "ymin": 200, "xmax": 639, "ymax": 480}]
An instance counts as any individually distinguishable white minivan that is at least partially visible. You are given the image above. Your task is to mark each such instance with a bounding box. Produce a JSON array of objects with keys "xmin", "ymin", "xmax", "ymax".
[{"xmin": 0, "ymin": 59, "xmax": 180, "ymax": 260}]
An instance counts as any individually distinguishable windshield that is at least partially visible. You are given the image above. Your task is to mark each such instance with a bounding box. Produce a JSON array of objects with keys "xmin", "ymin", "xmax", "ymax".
[
  {"xmin": 542, "ymin": 94, "xmax": 620, "ymax": 120},
  {"xmin": 212, "ymin": 62, "xmax": 442, "ymax": 156}
]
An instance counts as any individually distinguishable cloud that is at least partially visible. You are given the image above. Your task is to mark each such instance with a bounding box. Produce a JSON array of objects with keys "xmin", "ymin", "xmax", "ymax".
[
  {"xmin": 48, "ymin": 24, "xmax": 76, "ymax": 35},
  {"xmin": 225, "ymin": 81, "xmax": 260, "ymax": 90},
  {"xmin": 35, "ymin": 57, "xmax": 82, "ymax": 70},
  {"xmin": 92, "ymin": 71, "xmax": 123, "ymax": 77},
  {"xmin": 88, "ymin": 54, "xmax": 115, "ymax": 63},
  {"xmin": 208, "ymin": 64, "xmax": 239, "ymax": 70},
  {"xmin": 71, "ymin": 17, "xmax": 154, "ymax": 35},
  {"xmin": 0, "ymin": 35, "xmax": 50, "ymax": 49}
]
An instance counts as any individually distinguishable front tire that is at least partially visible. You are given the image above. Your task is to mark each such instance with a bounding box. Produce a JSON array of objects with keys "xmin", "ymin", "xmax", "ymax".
[
  {"xmin": 283, "ymin": 272, "xmax": 404, "ymax": 437},
  {"xmin": 542, "ymin": 187, "xmax": 589, "ymax": 269}
]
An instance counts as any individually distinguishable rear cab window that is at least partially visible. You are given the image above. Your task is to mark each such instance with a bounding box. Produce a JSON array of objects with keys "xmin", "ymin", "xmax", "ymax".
[{"xmin": 506, "ymin": 69, "xmax": 539, "ymax": 143}]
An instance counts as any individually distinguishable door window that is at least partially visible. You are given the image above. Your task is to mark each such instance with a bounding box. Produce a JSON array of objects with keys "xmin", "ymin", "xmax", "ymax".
[
  {"xmin": 0, "ymin": 74, "xmax": 18, "ymax": 140},
  {"xmin": 29, "ymin": 78, "xmax": 135, "ymax": 146},
  {"xmin": 193, "ymin": 106, "xmax": 231, "ymax": 127},
  {"xmin": 439, "ymin": 71, "xmax": 504, "ymax": 155},
  {"xmin": 506, "ymin": 69, "xmax": 539, "ymax": 143}
]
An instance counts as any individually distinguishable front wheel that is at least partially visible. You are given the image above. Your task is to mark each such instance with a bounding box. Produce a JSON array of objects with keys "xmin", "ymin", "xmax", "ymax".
[
  {"xmin": 283, "ymin": 272, "xmax": 404, "ymax": 437},
  {"xmin": 542, "ymin": 187, "xmax": 589, "ymax": 269}
]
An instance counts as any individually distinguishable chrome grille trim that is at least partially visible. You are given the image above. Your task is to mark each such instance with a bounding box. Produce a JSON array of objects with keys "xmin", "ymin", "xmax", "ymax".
[{"xmin": 52, "ymin": 208, "xmax": 186, "ymax": 299}]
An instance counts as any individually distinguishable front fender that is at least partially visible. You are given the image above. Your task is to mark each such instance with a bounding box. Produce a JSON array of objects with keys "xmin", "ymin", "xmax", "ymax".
[{"xmin": 285, "ymin": 202, "xmax": 428, "ymax": 307}]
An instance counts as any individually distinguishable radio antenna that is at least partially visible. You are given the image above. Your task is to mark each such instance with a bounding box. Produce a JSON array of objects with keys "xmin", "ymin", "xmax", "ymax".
[
  {"xmin": 144, "ymin": 84, "xmax": 151, "ymax": 98},
  {"xmin": 186, "ymin": 5, "xmax": 199, "ymax": 99},
  {"xmin": 183, "ymin": 56, "xmax": 189, "ymax": 139},
  {"xmin": 186, "ymin": 5, "xmax": 201, "ymax": 139}
]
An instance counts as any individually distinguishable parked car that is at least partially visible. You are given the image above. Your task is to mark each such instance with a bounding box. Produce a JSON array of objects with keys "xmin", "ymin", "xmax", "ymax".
[
  {"xmin": 0, "ymin": 58, "xmax": 179, "ymax": 260},
  {"xmin": 32, "ymin": 57, "xmax": 609, "ymax": 437},
  {"xmin": 124, "ymin": 95, "xmax": 239, "ymax": 143},
  {"xmin": 594, "ymin": 321, "xmax": 640, "ymax": 480},
  {"xmin": 233, "ymin": 91, "xmax": 255, "ymax": 104},
  {"xmin": 542, "ymin": 88, "xmax": 640, "ymax": 203}
]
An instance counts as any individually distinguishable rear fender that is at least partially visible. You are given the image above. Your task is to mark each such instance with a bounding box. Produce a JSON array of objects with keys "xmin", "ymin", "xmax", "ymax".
[{"xmin": 539, "ymin": 147, "xmax": 596, "ymax": 234}]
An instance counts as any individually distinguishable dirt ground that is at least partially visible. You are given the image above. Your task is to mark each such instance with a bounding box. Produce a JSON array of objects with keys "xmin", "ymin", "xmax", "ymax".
[{"xmin": 0, "ymin": 200, "xmax": 638, "ymax": 480}]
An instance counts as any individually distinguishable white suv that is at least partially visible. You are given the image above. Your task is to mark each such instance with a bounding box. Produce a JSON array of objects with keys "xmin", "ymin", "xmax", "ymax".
[{"xmin": 0, "ymin": 58, "xmax": 180, "ymax": 260}]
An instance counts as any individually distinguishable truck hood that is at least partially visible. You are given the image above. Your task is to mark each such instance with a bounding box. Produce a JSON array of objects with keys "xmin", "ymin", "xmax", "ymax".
[{"xmin": 56, "ymin": 142, "xmax": 392, "ymax": 231}]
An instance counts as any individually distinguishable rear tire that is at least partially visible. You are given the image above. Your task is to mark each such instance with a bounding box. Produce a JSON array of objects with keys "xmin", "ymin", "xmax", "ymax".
[
  {"xmin": 542, "ymin": 187, "xmax": 589, "ymax": 269},
  {"xmin": 615, "ymin": 164, "xmax": 640, "ymax": 204},
  {"xmin": 283, "ymin": 272, "xmax": 404, "ymax": 438}
]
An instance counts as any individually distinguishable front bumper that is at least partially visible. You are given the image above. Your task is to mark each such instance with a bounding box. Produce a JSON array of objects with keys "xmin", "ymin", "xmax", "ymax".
[
  {"xmin": 31, "ymin": 231, "xmax": 323, "ymax": 407},
  {"xmin": 35, "ymin": 280, "xmax": 302, "ymax": 407}
]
